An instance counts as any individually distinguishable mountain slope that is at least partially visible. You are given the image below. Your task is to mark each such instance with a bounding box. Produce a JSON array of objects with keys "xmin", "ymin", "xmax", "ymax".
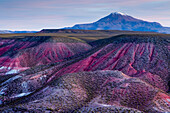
[{"xmin": 65, "ymin": 12, "xmax": 170, "ymax": 33}]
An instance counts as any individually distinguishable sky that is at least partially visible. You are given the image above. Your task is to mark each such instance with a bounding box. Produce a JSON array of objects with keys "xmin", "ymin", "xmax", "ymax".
[{"xmin": 0, "ymin": 0, "xmax": 170, "ymax": 31}]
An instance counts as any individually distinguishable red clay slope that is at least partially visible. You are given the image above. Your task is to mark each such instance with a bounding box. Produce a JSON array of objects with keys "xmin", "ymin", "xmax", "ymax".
[
  {"xmin": 48, "ymin": 34, "xmax": 169, "ymax": 92},
  {"xmin": 0, "ymin": 36, "xmax": 91, "ymax": 75}
]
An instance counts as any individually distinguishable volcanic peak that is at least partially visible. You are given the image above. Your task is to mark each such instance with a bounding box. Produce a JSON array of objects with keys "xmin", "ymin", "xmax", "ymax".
[{"xmin": 111, "ymin": 12, "xmax": 127, "ymax": 16}]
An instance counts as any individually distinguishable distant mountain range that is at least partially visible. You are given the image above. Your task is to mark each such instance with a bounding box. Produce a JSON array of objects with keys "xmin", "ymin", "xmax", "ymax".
[
  {"xmin": 0, "ymin": 30, "xmax": 37, "ymax": 34},
  {"xmin": 64, "ymin": 12, "xmax": 170, "ymax": 34}
]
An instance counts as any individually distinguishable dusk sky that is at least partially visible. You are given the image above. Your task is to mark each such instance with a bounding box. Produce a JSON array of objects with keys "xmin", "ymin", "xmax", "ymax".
[{"xmin": 0, "ymin": 0, "xmax": 170, "ymax": 31}]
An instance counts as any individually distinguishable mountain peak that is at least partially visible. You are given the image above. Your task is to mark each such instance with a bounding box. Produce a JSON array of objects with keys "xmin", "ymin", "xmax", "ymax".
[
  {"xmin": 64, "ymin": 12, "xmax": 168, "ymax": 33},
  {"xmin": 111, "ymin": 12, "xmax": 127, "ymax": 16}
]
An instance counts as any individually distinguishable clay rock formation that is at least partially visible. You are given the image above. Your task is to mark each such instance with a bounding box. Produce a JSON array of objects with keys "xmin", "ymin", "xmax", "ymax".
[
  {"xmin": 0, "ymin": 70, "xmax": 169, "ymax": 112},
  {"xmin": 48, "ymin": 34, "xmax": 170, "ymax": 92},
  {"xmin": 0, "ymin": 36, "xmax": 91, "ymax": 75}
]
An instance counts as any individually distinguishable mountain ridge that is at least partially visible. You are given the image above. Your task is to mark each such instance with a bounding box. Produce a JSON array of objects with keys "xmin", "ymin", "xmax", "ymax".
[{"xmin": 0, "ymin": 30, "xmax": 37, "ymax": 34}]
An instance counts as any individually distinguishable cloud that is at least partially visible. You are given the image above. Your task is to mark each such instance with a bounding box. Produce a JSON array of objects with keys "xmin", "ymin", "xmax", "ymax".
[{"xmin": 1, "ymin": 0, "xmax": 167, "ymax": 9}]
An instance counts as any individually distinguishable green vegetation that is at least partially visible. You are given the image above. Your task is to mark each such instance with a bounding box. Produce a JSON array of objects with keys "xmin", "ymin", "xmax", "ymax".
[{"xmin": 0, "ymin": 29, "xmax": 161, "ymax": 43}]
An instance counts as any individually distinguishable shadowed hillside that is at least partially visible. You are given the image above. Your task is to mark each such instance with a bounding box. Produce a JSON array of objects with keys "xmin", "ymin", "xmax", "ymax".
[{"xmin": 0, "ymin": 71, "xmax": 169, "ymax": 112}]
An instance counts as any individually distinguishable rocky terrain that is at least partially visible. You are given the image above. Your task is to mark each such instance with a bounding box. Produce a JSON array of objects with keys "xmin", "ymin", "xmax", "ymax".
[
  {"xmin": 0, "ymin": 71, "xmax": 169, "ymax": 112},
  {"xmin": 0, "ymin": 30, "xmax": 169, "ymax": 112}
]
